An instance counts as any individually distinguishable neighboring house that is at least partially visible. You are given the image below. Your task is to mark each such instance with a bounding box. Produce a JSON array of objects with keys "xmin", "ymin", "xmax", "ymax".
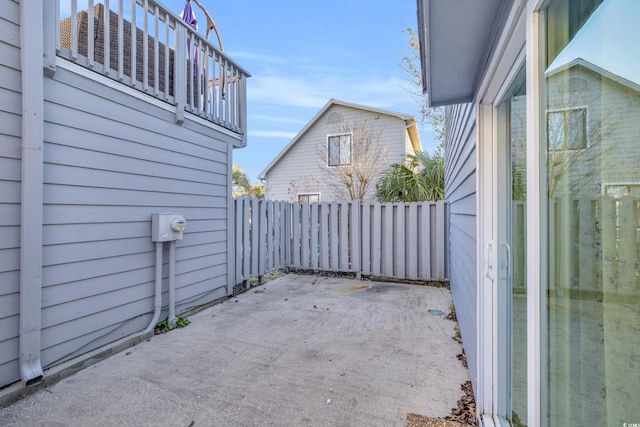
[
  {"xmin": 259, "ymin": 99, "xmax": 422, "ymax": 202},
  {"xmin": 417, "ymin": 0, "xmax": 639, "ymax": 426},
  {"xmin": 0, "ymin": 2, "xmax": 248, "ymax": 391}
]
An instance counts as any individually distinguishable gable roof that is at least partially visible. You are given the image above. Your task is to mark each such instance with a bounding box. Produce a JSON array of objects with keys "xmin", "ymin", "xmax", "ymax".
[
  {"xmin": 545, "ymin": 0, "xmax": 640, "ymax": 91},
  {"xmin": 258, "ymin": 99, "xmax": 421, "ymax": 179}
]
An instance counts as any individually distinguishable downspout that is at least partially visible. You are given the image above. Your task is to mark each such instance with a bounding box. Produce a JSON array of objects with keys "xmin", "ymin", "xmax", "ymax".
[
  {"xmin": 19, "ymin": 0, "xmax": 45, "ymax": 385},
  {"xmin": 144, "ymin": 242, "xmax": 164, "ymax": 333}
]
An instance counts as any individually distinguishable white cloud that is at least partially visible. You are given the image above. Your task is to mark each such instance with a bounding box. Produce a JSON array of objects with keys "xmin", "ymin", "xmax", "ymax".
[
  {"xmin": 247, "ymin": 72, "xmax": 415, "ymax": 114},
  {"xmin": 251, "ymin": 115, "xmax": 308, "ymax": 126},
  {"xmin": 248, "ymin": 130, "xmax": 298, "ymax": 138},
  {"xmin": 228, "ymin": 51, "xmax": 290, "ymax": 65}
]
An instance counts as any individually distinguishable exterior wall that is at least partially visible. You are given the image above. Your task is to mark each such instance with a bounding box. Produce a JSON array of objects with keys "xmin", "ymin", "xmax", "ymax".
[
  {"xmin": 0, "ymin": 54, "xmax": 236, "ymax": 387},
  {"xmin": 38, "ymin": 66, "xmax": 232, "ymax": 372},
  {"xmin": 264, "ymin": 105, "xmax": 411, "ymax": 202},
  {"xmin": 0, "ymin": 0, "xmax": 22, "ymax": 390},
  {"xmin": 444, "ymin": 102, "xmax": 478, "ymax": 387}
]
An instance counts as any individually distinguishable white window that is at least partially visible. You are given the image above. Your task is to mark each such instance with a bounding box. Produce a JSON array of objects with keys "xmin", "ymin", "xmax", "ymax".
[
  {"xmin": 297, "ymin": 193, "xmax": 320, "ymax": 203},
  {"xmin": 547, "ymin": 108, "xmax": 587, "ymax": 150},
  {"xmin": 327, "ymin": 134, "xmax": 351, "ymax": 166}
]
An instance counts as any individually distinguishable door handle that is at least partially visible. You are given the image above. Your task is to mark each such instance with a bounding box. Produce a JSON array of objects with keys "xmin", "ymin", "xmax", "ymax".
[{"xmin": 500, "ymin": 242, "xmax": 511, "ymax": 280}]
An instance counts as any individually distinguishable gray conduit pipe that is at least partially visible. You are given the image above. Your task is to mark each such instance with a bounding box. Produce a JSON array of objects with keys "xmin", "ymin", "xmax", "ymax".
[
  {"xmin": 168, "ymin": 241, "xmax": 177, "ymax": 328},
  {"xmin": 144, "ymin": 242, "xmax": 164, "ymax": 333}
]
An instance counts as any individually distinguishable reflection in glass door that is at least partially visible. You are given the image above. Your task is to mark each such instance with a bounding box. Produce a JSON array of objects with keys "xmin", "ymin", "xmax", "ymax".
[
  {"xmin": 542, "ymin": 0, "xmax": 640, "ymax": 425},
  {"xmin": 497, "ymin": 67, "xmax": 527, "ymax": 426}
]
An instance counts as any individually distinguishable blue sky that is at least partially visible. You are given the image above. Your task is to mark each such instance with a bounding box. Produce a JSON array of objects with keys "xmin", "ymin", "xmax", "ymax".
[
  {"xmin": 162, "ymin": 0, "xmax": 437, "ymax": 183},
  {"xmin": 65, "ymin": 0, "xmax": 436, "ymax": 182}
]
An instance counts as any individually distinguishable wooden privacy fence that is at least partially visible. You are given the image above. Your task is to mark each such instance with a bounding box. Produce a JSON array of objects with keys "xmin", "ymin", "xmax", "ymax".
[
  {"xmin": 517, "ymin": 196, "xmax": 639, "ymax": 296},
  {"xmin": 232, "ymin": 198, "xmax": 449, "ymax": 286}
]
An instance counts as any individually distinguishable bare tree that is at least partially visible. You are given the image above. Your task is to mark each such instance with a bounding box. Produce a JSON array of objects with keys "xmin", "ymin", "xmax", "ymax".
[
  {"xmin": 287, "ymin": 175, "xmax": 321, "ymax": 201},
  {"xmin": 401, "ymin": 28, "xmax": 445, "ymax": 153},
  {"xmin": 546, "ymin": 109, "xmax": 619, "ymax": 198},
  {"xmin": 317, "ymin": 119, "xmax": 388, "ymax": 200}
]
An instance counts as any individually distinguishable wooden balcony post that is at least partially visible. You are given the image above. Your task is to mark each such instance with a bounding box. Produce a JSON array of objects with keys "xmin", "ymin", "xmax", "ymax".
[
  {"xmin": 43, "ymin": 0, "xmax": 59, "ymax": 76},
  {"xmin": 174, "ymin": 24, "xmax": 187, "ymax": 124},
  {"xmin": 239, "ymin": 74, "xmax": 248, "ymax": 146}
]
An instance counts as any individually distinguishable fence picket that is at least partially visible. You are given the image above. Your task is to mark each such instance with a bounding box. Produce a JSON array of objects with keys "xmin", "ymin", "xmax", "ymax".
[
  {"xmin": 578, "ymin": 198, "xmax": 596, "ymax": 291},
  {"xmin": 251, "ymin": 197, "xmax": 259, "ymax": 279},
  {"xmin": 258, "ymin": 199, "xmax": 267, "ymax": 277},
  {"xmin": 320, "ymin": 203, "xmax": 329, "ymax": 269},
  {"xmin": 395, "ymin": 203, "xmax": 405, "ymax": 278},
  {"xmin": 292, "ymin": 202, "xmax": 300, "ymax": 267},
  {"xmin": 242, "ymin": 197, "xmax": 250, "ymax": 284},
  {"xmin": 383, "ymin": 204, "xmax": 394, "ymax": 276},
  {"xmin": 360, "ymin": 201, "xmax": 370, "ymax": 275},
  {"xmin": 339, "ymin": 202, "xmax": 349, "ymax": 271},
  {"xmin": 234, "ymin": 198, "xmax": 243, "ymax": 284},
  {"xmin": 420, "ymin": 202, "xmax": 431, "ymax": 279},
  {"xmin": 619, "ymin": 198, "xmax": 637, "ymax": 293},
  {"xmin": 351, "ymin": 201, "xmax": 361, "ymax": 274},
  {"xmin": 372, "ymin": 202, "xmax": 382, "ymax": 276},
  {"xmin": 310, "ymin": 204, "xmax": 318, "ymax": 270},
  {"xmin": 407, "ymin": 203, "xmax": 418, "ymax": 280}
]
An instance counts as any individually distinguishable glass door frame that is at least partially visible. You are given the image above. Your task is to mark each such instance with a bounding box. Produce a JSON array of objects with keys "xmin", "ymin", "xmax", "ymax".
[
  {"xmin": 475, "ymin": 22, "xmax": 527, "ymax": 427},
  {"xmin": 476, "ymin": 2, "xmax": 549, "ymax": 426}
]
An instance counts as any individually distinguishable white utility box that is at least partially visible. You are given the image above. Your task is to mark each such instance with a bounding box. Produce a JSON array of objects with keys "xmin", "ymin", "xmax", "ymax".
[{"xmin": 152, "ymin": 213, "xmax": 187, "ymax": 242}]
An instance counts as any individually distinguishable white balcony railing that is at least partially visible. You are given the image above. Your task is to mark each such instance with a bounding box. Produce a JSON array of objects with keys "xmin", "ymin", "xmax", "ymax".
[{"xmin": 48, "ymin": 0, "xmax": 249, "ymax": 138}]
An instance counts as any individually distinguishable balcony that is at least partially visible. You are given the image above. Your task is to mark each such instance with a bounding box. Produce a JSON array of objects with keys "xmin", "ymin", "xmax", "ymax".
[{"xmin": 51, "ymin": 0, "xmax": 250, "ymax": 139}]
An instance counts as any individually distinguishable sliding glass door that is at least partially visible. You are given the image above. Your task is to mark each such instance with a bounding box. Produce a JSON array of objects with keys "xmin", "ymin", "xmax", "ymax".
[
  {"xmin": 497, "ymin": 67, "xmax": 528, "ymax": 426},
  {"xmin": 541, "ymin": 0, "xmax": 640, "ymax": 425}
]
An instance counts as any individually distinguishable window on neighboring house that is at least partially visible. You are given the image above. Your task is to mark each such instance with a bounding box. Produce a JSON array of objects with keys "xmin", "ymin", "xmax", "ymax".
[
  {"xmin": 327, "ymin": 134, "xmax": 351, "ymax": 166},
  {"xmin": 297, "ymin": 193, "xmax": 320, "ymax": 203},
  {"xmin": 547, "ymin": 108, "xmax": 587, "ymax": 150}
]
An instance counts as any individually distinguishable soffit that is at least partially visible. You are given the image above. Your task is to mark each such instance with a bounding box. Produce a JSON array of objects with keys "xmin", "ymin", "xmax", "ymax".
[{"xmin": 419, "ymin": 0, "xmax": 512, "ymax": 107}]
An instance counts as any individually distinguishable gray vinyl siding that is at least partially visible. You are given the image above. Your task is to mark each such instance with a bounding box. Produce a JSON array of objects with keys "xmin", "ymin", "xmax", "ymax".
[
  {"xmin": 37, "ymin": 66, "xmax": 232, "ymax": 370},
  {"xmin": 0, "ymin": 0, "xmax": 22, "ymax": 389},
  {"xmin": 444, "ymin": 102, "xmax": 478, "ymax": 387},
  {"xmin": 265, "ymin": 105, "xmax": 410, "ymax": 202}
]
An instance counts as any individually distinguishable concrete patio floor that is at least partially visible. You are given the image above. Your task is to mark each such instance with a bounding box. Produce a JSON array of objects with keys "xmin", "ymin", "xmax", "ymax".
[{"xmin": 0, "ymin": 274, "xmax": 470, "ymax": 427}]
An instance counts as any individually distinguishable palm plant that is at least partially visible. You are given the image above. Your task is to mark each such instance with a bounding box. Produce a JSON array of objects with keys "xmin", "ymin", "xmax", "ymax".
[{"xmin": 376, "ymin": 151, "xmax": 445, "ymax": 202}]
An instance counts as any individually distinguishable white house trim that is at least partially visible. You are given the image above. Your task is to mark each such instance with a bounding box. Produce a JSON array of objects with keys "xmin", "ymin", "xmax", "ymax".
[
  {"xmin": 525, "ymin": 4, "xmax": 543, "ymax": 427},
  {"xmin": 475, "ymin": 2, "xmax": 527, "ymax": 426}
]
